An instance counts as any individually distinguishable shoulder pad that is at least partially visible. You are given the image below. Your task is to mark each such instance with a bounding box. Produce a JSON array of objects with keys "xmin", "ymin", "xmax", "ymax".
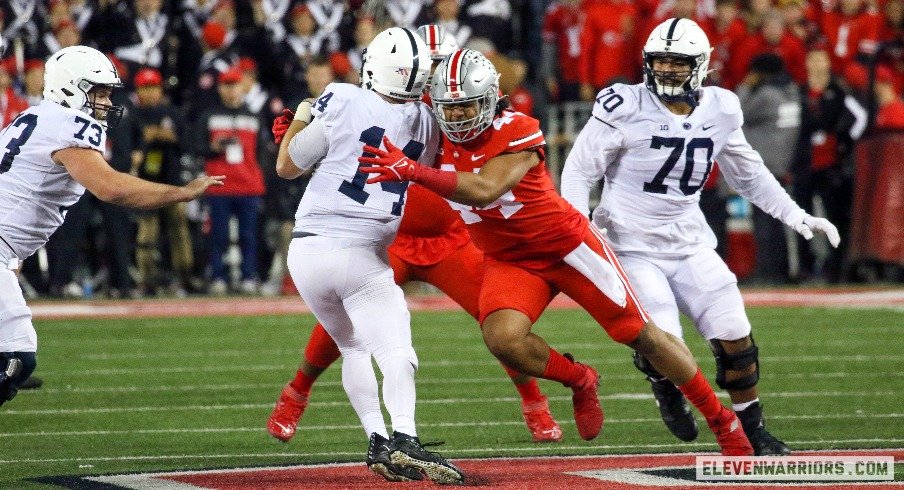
[
  {"xmin": 493, "ymin": 111, "xmax": 545, "ymax": 155},
  {"xmin": 309, "ymin": 82, "xmax": 357, "ymax": 123},
  {"xmin": 60, "ymin": 109, "xmax": 106, "ymax": 151},
  {"xmin": 591, "ymin": 83, "xmax": 639, "ymax": 127},
  {"xmin": 703, "ymin": 86, "xmax": 743, "ymax": 129}
]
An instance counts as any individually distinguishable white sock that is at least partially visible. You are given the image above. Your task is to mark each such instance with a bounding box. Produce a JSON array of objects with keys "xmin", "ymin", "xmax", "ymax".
[
  {"xmin": 732, "ymin": 399, "xmax": 759, "ymax": 412},
  {"xmin": 341, "ymin": 354, "xmax": 388, "ymax": 439}
]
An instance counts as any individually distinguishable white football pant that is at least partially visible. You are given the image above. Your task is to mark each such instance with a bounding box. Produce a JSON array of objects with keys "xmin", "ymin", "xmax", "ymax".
[
  {"xmin": 288, "ymin": 236, "xmax": 419, "ymax": 439},
  {"xmin": 618, "ymin": 247, "xmax": 752, "ymax": 342},
  {"xmin": 0, "ymin": 243, "xmax": 37, "ymax": 353}
]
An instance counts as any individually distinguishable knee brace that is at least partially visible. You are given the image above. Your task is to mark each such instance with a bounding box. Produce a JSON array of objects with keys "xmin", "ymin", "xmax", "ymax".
[
  {"xmin": 710, "ymin": 337, "xmax": 759, "ymax": 391},
  {"xmin": 0, "ymin": 352, "xmax": 36, "ymax": 407},
  {"xmin": 632, "ymin": 351, "xmax": 665, "ymax": 382}
]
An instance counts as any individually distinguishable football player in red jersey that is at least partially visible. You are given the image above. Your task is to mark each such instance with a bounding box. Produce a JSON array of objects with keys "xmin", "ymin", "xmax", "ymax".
[
  {"xmin": 360, "ymin": 49, "xmax": 753, "ymax": 455},
  {"xmin": 266, "ymin": 26, "xmax": 563, "ymax": 448}
]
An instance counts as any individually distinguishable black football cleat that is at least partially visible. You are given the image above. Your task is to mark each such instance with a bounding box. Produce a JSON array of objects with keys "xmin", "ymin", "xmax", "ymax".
[
  {"xmin": 737, "ymin": 402, "xmax": 791, "ymax": 456},
  {"xmin": 366, "ymin": 433, "xmax": 423, "ymax": 482},
  {"xmin": 389, "ymin": 431, "xmax": 464, "ymax": 485},
  {"xmin": 649, "ymin": 377, "xmax": 699, "ymax": 442}
]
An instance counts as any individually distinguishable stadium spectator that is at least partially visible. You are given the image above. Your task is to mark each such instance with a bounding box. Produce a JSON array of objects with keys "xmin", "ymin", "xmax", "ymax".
[
  {"xmin": 699, "ymin": 0, "xmax": 750, "ymax": 87},
  {"xmin": 792, "ymin": 47, "xmax": 866, "ymax": 282},
  {"xmin": 36, "ymin": 18, "xmax": 81, "ymax": 59},
  {"xmin": 280, "ymin": 3, "xmax": 338, "ymax": 93},
  {"xmin": 194, "ymin": 67, "xmax": 266, "ymax": 295},
  {"xmin": 874, "ymin": 65, "xmax": 904, "ymax": 128},
  {"xmin": 736, "ymin": 54, "xmax": 802, "ymax": 284},
  {"xmin": 542, "ymin": 0, "xmax": 584, "ymax": 101},
  {"xmin": 727, "ymin": 10, "xmax": 807, "ymax": 89},
  {"xmin": 108, "ymin": 0, "xmax": 179, "ymax": 82},
  {"xmin": 578, "ymin": 0, "xmax": 638, "ymax": 100},
  {"xmin": 187, "ymin": 21, "xmax": 239, "ymax": 120},
  {"xmin": 1, "ymin": 0, "xmax": 44, "ymax": 60},
  {"xmin": 777, "ymin": 0, "xmax": 822, "ymax": 45},
  {"xmin": 21, "ymin": 59, "xmax": 44, "ymax": 106},
  {"xmin": 433, "ymin": 0, "xmax": 474, "ymax": 47},
  {"xmin": 0, "ymin": 59, "xmax": 28, "ymax": 126},
  {"xmin": 463, "ymin": 0, "xmax": 516, "ymax": 55},
  {"xmin": 385, "ymin": 0, "xmax": 431, "ymax": 29},
  {"xmin": 819, "ymin": 0, "xmax": 881, "ymax": 80},
  {"xmin": 130, "ymin": 68, "xmax": 195, "ymax": 296},
  {"xmin": 346, "ymin": 14, "xmax": 378, "ymax": 75}
]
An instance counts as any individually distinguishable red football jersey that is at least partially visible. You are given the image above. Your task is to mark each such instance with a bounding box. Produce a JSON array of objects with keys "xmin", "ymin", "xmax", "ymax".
[
  {"xmin": 437, "ymin": 110, "xmax": 588, "ymax": 270},
  {"xmin": 389, "ymin": 184, "xmax": 471, "ymax": 266}
]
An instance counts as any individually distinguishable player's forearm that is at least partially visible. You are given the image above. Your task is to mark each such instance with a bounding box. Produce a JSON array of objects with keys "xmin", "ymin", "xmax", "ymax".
[
  {"xmin": 276, "ymin": 120, "xmax": 308, "ymax": 179},
  {"xmin": 94, "ymin": 172, "xmax": 190, "ymax": 209},
  {"xmin": 447, "ymin": 171, "xmax": 508, "ymax": 207}
]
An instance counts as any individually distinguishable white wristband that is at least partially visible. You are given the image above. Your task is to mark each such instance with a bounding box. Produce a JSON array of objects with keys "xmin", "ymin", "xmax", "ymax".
[{"xmin": 294, "ymin": 99, "xmax": 314, "ymax": 124}]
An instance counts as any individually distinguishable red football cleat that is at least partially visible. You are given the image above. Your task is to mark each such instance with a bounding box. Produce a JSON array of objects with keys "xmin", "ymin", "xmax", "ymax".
[
  {"xmin": 570, "ymin": 363, "xmax": 604, "ymax": 441},
  {"xmin": 267, "ymin": 384, "xmax": 308, "ymax": 442},
  {"xmin": 522, "ymin": 397, "xmax": 563, "ymax": 442},
  {"xmin": 707, "ymin": 406, "xmax": 755, "ymax": 456}
]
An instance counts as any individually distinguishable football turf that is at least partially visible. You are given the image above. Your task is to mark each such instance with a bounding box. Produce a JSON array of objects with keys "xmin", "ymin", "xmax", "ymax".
[{"xmin": 1, "ymin": 306, "xmax": 902, "ymax": 487}]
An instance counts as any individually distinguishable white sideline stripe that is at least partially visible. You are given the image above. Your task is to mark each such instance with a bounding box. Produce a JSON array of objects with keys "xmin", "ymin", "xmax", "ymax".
[
  {"xmin": 3, "ymin": 391, "xmax": 898, "ymax": 415},
  {"xmin": 3, "ymin": 413, "xmax": 904, "ymax": 438},
  {"xmin": 34, "ymin": 371, "xmax": 902, "ymax": 395},
  {"xmin": 35, "ymin": 354, "xmax": 904, "ymax": 376},
  {"xmin": 2, "ymin": 440, "xmax": 901, "ymax": 465}
]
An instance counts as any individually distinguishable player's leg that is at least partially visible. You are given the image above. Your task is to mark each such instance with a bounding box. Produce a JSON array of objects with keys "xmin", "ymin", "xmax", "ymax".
[
  {"xmin": 617, "ymin": 254, "xmax": 699, "ymax": 442},
  {"xmin": 341, "ymin": 246, "xmax": 463, "ymax": 484},
  {"xmin": 421, "ymin": 243, "xmax": 561, "ymax": 442},
  {"xmin": 675, "ymin": 249, "xmax": 790, "ymax": 455},
  {"xmin": 480, "ymin": 260, "xmax": 601, "ymax": 440},
  {"xmin": 267, "ymin": 323, "xmax": 340, "ymax": 442},
  {"xmin": 0, "ymin": 266, "xmax": 38, "ymax": 407},
  {"xmin": 267, "ymin": 248, "xmax": 416, "ymax": 443},
  {"xmin": 287, "ymin": 239, "xmax": 388, "ymax": 438},
  {"xmin": 557, "ymin": 227, "xmax": 751, "ymax": 454}
]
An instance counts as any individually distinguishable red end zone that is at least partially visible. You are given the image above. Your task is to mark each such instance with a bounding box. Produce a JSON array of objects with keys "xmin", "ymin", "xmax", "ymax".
[{"xmin": 83, "ymin": 450, "xmax": 903, "ymax": 489}]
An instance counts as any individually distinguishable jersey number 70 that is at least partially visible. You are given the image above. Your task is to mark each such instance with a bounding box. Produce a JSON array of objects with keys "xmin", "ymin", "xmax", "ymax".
[{"xmin": 643, "ymin": 136, "xmax": 714, "ymax": 196}]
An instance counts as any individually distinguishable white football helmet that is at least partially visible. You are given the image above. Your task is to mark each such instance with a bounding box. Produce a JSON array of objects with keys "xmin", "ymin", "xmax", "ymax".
[
  {"xmin": 643, "ymin": 18, "xmax": 712, "ymax": 103},
  {"xmin": 361, "ymin": 27, "xmax": 431, "ymax": 101},
  {"xmin": 43, "ymin": 45, "xmax": 123, "ymax": 127},
  {"xmin": 430, "ymin": 49, "xmax": 500, "ymax": 143},
  {"xmin": 416, "ymin": 24, "xmax": 460, "ymax": 62}
]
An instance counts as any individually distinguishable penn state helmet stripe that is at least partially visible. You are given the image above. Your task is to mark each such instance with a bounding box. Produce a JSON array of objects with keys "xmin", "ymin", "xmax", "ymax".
[
  {"xmin": 665, "ymin": 18, "xmax": 680, "ymax": 48},
  {"xmin": 401, "ymin": 28, "xmax": 420, "ymax": 92}
]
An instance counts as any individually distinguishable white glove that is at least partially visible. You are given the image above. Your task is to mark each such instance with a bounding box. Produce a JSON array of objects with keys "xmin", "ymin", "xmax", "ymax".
[{"xmin": 791, "ymin": 215, "xmax": 841, "ymax": 248}]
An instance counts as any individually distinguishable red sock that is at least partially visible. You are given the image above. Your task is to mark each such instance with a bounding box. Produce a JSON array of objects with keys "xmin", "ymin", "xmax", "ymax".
[
  {"xmin": 542, "ymin": 348, "xmax": 586, "ymax": 387},
  {"xmin": 678, "ymin": 368, "xmax": 723, "ymax": 421},
  {"xmin": 515, "ymin": 379, "xmax": 545, "ymax": 404},
  {"xmin": 289, "ymin": 370, "xmax": 316, "ymax": 397},
  {"xmin": 290, "ymin": 323, "xmax": 341, "ymax": 396}
]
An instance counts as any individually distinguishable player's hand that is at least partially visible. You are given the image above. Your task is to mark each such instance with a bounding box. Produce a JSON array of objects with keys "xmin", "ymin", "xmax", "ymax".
[
  {"xmin": 358, "ymin": 136, "xmax": 422, "ymax": 184},
  {"xmin": 792, "ymin": 215, "xmax": 840, "ymax": 247},
  {"xmin": 272, "ymin": 109, "xmax": 294, "ymax": 144},
  {"xmin": 181, "ymin": 175, "xmax": 226, "ymax": 201}
]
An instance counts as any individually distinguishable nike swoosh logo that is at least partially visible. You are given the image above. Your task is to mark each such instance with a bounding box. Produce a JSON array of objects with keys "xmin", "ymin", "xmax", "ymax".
[
  {"xmin": 702, "ymin": 124, "xmax": 714, "ymax": 131},
  {"xmin": 471, "ymin": 154, "xmax": 485, "ymax": 161},
  {"xmin": 271, "ymin": 422, "xmax": 291, "ymax": 433}
]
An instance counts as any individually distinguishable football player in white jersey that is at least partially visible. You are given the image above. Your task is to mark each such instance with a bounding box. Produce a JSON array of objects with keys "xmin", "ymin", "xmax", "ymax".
[
  {"xmin": 0, "ymin": 46, "xmax": 224, "ymax": 408},
  {"xmin": 561, "ymin": 18, "xmax": 840, "ymax": 456},
  {"xmin": 274, "ymin": 27, "xmax": 462, "ymax": 485}
]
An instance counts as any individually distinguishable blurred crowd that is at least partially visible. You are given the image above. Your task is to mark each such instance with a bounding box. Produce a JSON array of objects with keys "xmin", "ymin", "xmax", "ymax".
[{"xmin": 0, "ymin": 0, "xmax": 900, "ymax": 298}]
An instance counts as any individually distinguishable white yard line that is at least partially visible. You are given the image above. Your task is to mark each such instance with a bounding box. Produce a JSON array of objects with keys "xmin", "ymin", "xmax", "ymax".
[
  {"xmin": 2, "ymin": 413, "xmax": 904, "ymax": 438},
  {"xmin": 3, "ymin": 391, "xmax": 898, "ymax": 415}
]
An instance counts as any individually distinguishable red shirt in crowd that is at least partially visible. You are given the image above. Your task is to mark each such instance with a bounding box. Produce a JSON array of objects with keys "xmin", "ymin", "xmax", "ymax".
[
  {"xmin": 727, "ymin": 32, "xmax": 808, "ymax": 89},
  {"xmin": 578, "ymin": 0, "xmax": 638, "ymax": 89},
  {"xmin": 1, "ymin": 88, "xmax": 29, "ymax": 127},
  {"xmin": 876, "ymin": 98, "xmax": 904, "ymax": 129},
  {"xmin": 542, "ymin": 1, "xmax": 584, "ymax": 84}
]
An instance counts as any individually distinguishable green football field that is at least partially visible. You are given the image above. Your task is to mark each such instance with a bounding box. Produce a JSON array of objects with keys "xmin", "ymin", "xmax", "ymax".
[{"xmin": 1, "ymin": 306, "xmax": 902, "ymax": 487}]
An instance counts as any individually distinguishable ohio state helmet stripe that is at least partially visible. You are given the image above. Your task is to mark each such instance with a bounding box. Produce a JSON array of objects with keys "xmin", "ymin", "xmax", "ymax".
[
  {"xmin": 665, "ymin": 18, "xmax": 680, "ymax": 48},
  {"xmin": 429, "ymin": 25, "xmax": 438, "ymax": 49},
  {"xmin": 448, "ymin": 49, "xmax": 464, "ymax": 92},
  {"xmin": 400, "ymin": 27, "xmax": 421, "ymax": 92}
]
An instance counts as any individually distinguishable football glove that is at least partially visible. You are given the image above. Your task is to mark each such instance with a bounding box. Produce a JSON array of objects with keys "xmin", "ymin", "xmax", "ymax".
[
  {"xmin": 791, "ymin": 215, "xmax": 841, "ymax": 248},
  {"xmin": 271, "ymin": 109, "xmax": 293, "ymax": 144},
  {"xmin": 359, "ymin": 136, "xmax": 424, "ymax": 184}
]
